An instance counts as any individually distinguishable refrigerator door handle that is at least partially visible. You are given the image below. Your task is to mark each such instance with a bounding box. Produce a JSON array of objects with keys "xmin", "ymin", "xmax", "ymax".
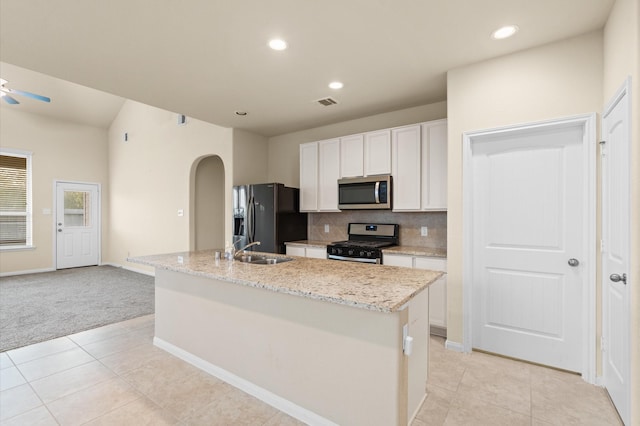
[{"xmin": 248, "ymin": 194, "xmax": 255, "ymax": 243}]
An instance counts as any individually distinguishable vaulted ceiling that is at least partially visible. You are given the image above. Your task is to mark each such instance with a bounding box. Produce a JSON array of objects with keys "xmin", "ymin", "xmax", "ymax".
[{"xmin": 0, "ymin": 0, "xmax": 615, "ymax": 136}]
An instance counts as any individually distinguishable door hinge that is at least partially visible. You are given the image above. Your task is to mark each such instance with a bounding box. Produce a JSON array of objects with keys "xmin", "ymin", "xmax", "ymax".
[
  {"xmin": 599, "ymin": 140, "xmax": 607, "ymax": 157},
  {"xmin": 601, "ymin": 336, "xmax": 606, "ymax": 352},
  {"xmin": 600, "ymin": 239, "xmax": 605, "ymax": 252}
]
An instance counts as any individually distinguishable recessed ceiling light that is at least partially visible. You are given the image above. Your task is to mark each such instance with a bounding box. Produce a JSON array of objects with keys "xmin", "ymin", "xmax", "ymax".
[
  {"xmin": 328, "ymin": 81, "xmax": 344, "ymax": 90},
  {"xmin": 268, "ymin": 39, "xmax": 288, "ymax": 51},
  {"xmin": 235, "ymin": 111, "xmax": 247, "ymax": 116},
  {"xmin": 491, "ymin": 25, "xmax": 519, "ymax": 40}
]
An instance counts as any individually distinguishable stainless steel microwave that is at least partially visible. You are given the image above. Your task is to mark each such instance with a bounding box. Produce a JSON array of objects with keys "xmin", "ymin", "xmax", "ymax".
[{"xmin": 338, "ymin": 175, "xmax": 392, "ymax": 210}]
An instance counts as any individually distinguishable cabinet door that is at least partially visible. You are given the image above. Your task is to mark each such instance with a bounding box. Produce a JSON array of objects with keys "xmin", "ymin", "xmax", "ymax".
[
  {"xmin": 299, "ymin": 142, "xmax": 318, "ymax": 211},
  {"xmin": 364, "ymin": 129, "xmax": 391, "ymax": 176},
  {"xmin": 392, "ymin": 125, "xmax": 422, "ymax": 211},
  {"xmin": 414, "ymin": 257, "xmax": 447, "ymax": 329},
  {"xmin": 306, "ymin": 247, "xmax": 327, "ymax": 259},
  {"xmin": 422, "ymin": 120, "xmax": 448, "ymax": 210},
  {"xmin": 340, "ymin": 134, "xmax": 364, "ymax": 178},
  {"xmin": 286, "ymin": 246, "xmax": 306, "ymax": 257},
  {"xmin": 382, "ymin": 253, "xmax": 413, "ymax": 268},
  {"xmin": 318, "ymin": 139, "xmax": 341, "ymax": 211}
]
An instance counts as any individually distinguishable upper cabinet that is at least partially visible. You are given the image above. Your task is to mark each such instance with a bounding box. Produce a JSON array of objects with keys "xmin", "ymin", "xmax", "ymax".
[
  {"xmin": 299, "ymin": 142, "xmax": 318, "ymax": 211},
  {"xmin": 392, "ymin": 125, "xmax": 422, "ymax": 210},
  {"xmin": 318, "ymin": 139, "xmax": 341, "ymax": 212},
  {"xmin": 299, "ymin": 119, "xmax": 447, "ymax": 212},
  {"xmin": 392, "ymin": 119, "xmax": 447, "ymax": 212},
  {"xmin": 340, "ymin": 129, "xmax": 391, "ymax": 178},
  {"xmin": 340, "ymin": 134, "xmax": 364, "ymax": 178},
  {"xmin": 300, "ymin": 139, "xmax": 341, "ymax": 212},
  {"xmin": 421, "ymin": 120, "xmax": 447, "ymax": 210},
  {"xmin": 364, "ymin": 129, "xmax": 391, "ymax": 176}
]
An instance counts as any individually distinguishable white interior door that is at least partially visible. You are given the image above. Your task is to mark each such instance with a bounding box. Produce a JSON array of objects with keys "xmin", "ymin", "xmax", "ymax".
[
  {"xmin": 56, "ymin": 182, "xmax": 100, "ymax": 269},
  {"xmin": 468, "ymin": 117, "xmax": 594, "ymax": 373},
  {"xmin": 601, "ymin": 80, "xmax": 631, "ymax": 426}
]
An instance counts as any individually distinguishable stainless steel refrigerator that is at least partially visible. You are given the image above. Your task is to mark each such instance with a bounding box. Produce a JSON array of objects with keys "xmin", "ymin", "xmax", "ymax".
[{"xmin": 232, "ymin": 183, "xmax": 307, "ymax": 254}]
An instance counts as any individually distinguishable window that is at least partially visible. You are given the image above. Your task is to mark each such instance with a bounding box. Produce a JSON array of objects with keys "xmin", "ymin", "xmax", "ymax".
[{"xmin": 0, "ymin": 150, "xmax": 32, "ymax": 248}]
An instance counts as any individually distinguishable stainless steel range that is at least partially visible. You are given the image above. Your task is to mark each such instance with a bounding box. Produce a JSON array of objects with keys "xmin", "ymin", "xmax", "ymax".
[{"xmin": 327, "ymin": 223, "xmax": 399, "ymax": 264}]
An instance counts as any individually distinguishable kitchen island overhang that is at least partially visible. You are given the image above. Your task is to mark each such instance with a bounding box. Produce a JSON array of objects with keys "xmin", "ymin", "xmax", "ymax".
[{"xmin": 129, "ymin": 250, "xmax": 443, "ymax": 426}]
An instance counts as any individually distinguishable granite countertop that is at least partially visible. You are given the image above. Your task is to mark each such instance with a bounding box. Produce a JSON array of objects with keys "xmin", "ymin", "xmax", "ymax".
[
  {"xmin": 382, "ymin": 246, "xmax": 447, "ymax": 258},
  {"xmin": 285, "ymin": 240, "xmax": 447, "ymax": 258},
  {"xmin": 128, "ymin": 250, "xmax": 443, "ymax": 313},
  {"xmin": 284, "ymin": 240, "xmax": 329, "ymax": 248}
]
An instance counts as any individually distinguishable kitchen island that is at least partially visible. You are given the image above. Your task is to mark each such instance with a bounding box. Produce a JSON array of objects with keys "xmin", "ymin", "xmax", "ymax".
[{"xmin": 129, "ymin": 250, "xmax": 443, "ymax": 426}]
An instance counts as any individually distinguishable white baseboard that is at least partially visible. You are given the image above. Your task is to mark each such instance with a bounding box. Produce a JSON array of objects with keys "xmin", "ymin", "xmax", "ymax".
[
  {"xmin": 445, "ymin": 340, "xmax": 465, "ymax": 353},
  {"xmin": 101, "ymin": 262, "xmax": 155, "ymax": 277},
  {"xmin": 153, "ymin": 337, "xmax": 338, "ymax": 426},
  {"xmin": 0, "ymin": 267, "xmax": 56, "ymax": 277}
]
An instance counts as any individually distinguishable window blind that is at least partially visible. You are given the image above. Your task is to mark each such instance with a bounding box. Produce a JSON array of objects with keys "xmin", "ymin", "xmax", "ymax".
[{"xmin": 0, "ymin": 154, "xmax": 28, "ymax": 246}]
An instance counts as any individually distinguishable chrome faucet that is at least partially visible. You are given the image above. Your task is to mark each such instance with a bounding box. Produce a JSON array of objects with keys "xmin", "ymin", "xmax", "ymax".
[{"xmin": 233, "ymin": 241, "xmax": 261, "ymax": 259}]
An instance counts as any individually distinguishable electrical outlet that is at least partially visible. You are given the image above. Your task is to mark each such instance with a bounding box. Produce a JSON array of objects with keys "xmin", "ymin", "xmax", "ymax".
[
  {"xmin": 421, "ymin": 226, "xmax": 428, "ymax": 237},
  {"xmin": 178, "ymin": 209, "xmax": 184, "ymax": 217},
  {"xmin": 324, "ymin": 224, "xmax": 330, "ymax": 233}
]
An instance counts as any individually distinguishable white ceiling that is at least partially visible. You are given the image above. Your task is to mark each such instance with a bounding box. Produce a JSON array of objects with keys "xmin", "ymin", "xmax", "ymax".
[{"xmin": 0, "ymin": 0, "xmax": 614, "ymax": 136}]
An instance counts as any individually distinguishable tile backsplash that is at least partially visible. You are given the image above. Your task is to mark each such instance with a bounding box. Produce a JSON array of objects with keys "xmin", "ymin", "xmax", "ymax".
[{"xmin": 308, "ymin": 211, "xmax": 446, "ymax": 248}]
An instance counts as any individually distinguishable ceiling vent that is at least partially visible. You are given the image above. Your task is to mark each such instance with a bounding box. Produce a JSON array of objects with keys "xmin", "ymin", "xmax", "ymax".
[{"xmin": 316, "ymin": 97, "xmax": 338, "ymax": 106}]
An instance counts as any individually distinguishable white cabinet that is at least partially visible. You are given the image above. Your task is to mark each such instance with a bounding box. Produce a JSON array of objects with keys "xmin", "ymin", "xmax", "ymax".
[
  {"xmin": 340, "ymin": 130, "xmax": 391, "ymax": 178},
  {"xmin": 414, "ymin": 257, "xmax": 447, "ymax": 333},
  {"xmin": 392, "ymin": 125, "xmax": 422, "ymax": 210},
  {"xmin": 383, "ymin": 253, "xmax": 447, "ymax": 335},
  {"xmin": 299, "ymin": 142, "xmax": 318, "ymax": 212},
  {"xmin": 391, "ymin": 120, "xmax": 447, "ymax": 211},
  {"xmin": 364, "ymin": 129, "xmax": 391, "ymax": 176},
  {"xmin": 318, "ymin": 139, "xmax": 341, "ymax": 211},
  {"xmin": 421, "ymin": 120, "xmax": 447, "ymax": 210},
  {"xmin": 340, "ymin": 134, "xmax": 364, "ymax": 178},
  {"xmin": 299, "ymin": 139, "xmax": 340, "ymax": 212},
  {"xmin": 286, "ymin": 245, "xmax": 327, "ymax": 259}
]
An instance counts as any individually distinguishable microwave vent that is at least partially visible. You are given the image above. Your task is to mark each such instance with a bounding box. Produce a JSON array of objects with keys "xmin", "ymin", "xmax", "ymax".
[{"xmin": 316, "ymin": 97, "xmax": 338, "ymax": 106}]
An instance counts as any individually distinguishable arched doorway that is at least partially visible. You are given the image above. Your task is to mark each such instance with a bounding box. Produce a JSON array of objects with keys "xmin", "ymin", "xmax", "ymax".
[{"xmin": 192, "ymin": 155, "xmax": 225, "ymax": 250}]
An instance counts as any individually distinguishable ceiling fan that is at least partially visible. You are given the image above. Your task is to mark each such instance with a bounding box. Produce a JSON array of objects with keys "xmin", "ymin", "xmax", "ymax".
[{"xmin": 1, "ymin": 78, "xmax": 51, "ymax": 104}]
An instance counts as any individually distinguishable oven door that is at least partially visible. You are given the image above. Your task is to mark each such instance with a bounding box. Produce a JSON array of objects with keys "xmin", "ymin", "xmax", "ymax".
[{"xmin": 327, "ymin": 254, "xmax": 381, "ymax": 264}]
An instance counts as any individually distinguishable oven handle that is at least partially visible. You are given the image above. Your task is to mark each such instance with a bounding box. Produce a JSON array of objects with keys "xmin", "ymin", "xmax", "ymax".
[{"xmin": 328, "ymin": 254, "xmax": 380, "ymax": 264}]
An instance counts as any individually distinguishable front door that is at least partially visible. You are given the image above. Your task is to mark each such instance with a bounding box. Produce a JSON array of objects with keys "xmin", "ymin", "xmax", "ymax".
[
  {"xmin": 601, "ymin": 79, "xmax": 631, "ymax": 425},
  {"xmin": 467, "ymin": 115, "xmax": 594, "ymax": 373},
  {"xmin": 56, "ymin": 182, "xmax": 100, "ymax": 269}
]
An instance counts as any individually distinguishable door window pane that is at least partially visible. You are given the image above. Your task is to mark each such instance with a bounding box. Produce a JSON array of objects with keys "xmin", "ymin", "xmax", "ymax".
[{"xmin": 64, "ymin": 191, "xmax": 91, "ymax": 227}]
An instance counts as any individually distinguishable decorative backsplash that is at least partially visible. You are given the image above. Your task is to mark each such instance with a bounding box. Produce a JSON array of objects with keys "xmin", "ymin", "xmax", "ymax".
[{"xmin": 308, "ymin": 211, "xmax": 446, "ymax": 248}]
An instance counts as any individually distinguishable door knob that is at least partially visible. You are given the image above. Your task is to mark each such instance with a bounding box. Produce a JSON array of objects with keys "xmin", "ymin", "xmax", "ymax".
[
  {"xmin": 568, "ymin": 258, "xmax": 580, "ymax": 267},
  {"xmin": 610, "ymin": 273, "xmax": 627, "ymax": 284}
]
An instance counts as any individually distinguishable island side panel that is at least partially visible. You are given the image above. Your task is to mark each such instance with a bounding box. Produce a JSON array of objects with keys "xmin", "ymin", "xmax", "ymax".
[
  {"xmin": 407, "ymin": 287, "xmax": 429, "ymax": 423},
  {"xmin": 154, "ymin": 268, "xmax": 411, "ymax": 426}
]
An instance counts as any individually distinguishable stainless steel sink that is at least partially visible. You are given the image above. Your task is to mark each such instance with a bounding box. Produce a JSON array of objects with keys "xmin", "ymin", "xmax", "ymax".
[{"xmin": 236, "ymin": 255, "xmax": 293, "ymax": 265}]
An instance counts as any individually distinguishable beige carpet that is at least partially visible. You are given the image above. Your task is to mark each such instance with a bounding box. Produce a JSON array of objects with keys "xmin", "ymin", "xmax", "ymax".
[{"xmin": 0, "ymin": 265, "xmax": 154, "ymax": 352}]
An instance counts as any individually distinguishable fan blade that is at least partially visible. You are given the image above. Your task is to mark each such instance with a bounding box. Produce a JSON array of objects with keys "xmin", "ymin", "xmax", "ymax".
[
  {"xmin": 8, "ymin": 88, "xmax": 51, "ymax": 103},
  {"xmin": 2, "ymin": 95, "xmax": 20, "ymax": 104}
]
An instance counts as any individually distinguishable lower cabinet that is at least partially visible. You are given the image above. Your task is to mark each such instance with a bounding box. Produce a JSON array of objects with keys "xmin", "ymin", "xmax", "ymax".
[
  {"xmin": 286, "ymin": 245, "xmax": 327, "ymax": 259},
  {"xmin": 384, "ymin": 253, "xmax": 447, "ymax": 336}
]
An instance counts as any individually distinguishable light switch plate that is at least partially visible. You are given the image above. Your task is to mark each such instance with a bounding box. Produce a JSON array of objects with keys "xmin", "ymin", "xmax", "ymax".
[
  {"xmin": 421, "ymin": 226, "xmax": 428, "ymax": 237},
  {"xmin": 178, "ymin": 209, "xmax": 184, "ymax": 217}
]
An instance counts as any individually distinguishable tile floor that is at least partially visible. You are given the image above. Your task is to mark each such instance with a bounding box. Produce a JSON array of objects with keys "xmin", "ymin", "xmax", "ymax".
[{"xmin": 0, "ymin": 315, "xmax": 622, "ymax": 425}]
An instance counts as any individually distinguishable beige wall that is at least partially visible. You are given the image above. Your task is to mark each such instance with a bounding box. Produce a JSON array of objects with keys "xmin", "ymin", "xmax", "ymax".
[
  {"xmin": 106, "ymin": 101, "xmax": 233, "ymax": 272},
  {"xmin": 267, "ymin": 102, "xmax": 447, "ymax": 187},
  {"xmin": 446, "ymin": 30, "xmax": 604, "ymax": 347},
  {"xmin": 603, "ymin": 0, "xmax": 640, "ymax": 421},
  {"xmin": 232, "ymin": 129, "xmax": 268, "ymax": 185},
  {"xmin": 0, "ymin": 108, "xmax": 109, "ymax": 275}
]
